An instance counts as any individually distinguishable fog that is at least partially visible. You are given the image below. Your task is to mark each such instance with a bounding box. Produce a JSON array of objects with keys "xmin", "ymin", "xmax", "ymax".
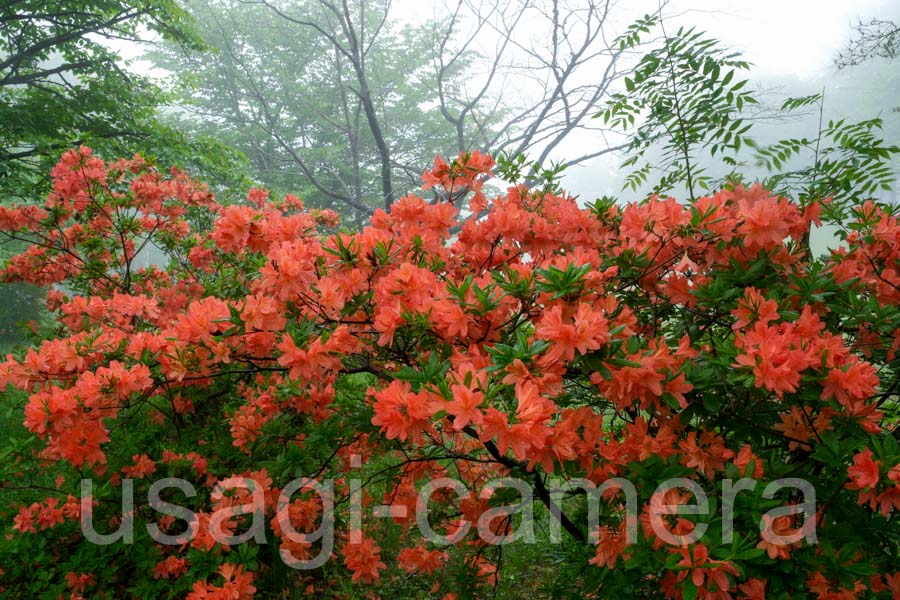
[
  {"xmin": 555, "ymin": 0, "xmax": 900, "ymax": 201},
  {"xmin": 23, "ymin": 0, "xmax": 900, "ymax": 210}
]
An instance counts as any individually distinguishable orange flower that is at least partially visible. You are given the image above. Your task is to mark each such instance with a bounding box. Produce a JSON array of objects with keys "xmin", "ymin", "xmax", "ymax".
[
  {"xmin": 738, "ymin": 578, "xmax": 767, "ymax": 599},
  {"xmin": 444, "ymin": 384, "xmax": 485, "ymax": 430},
  {"xmin": 397, "ymin": 545, "xmax": 448, "ymax": 574},
  {"xmin": 808, "ymin": 572, "xmax": 867, "ymax": 600},
  {"xmin": 732, "ymin": 287, "xmax": 779, "ymax": 331},
  {"xmin": 674, "ymin": 543, "xmax": 739, "ymax": 593},
  {"xmin": 64, "ymin": 572, "xmax": 94, "ymax": 593},
  {"xmin": 121, "ymin": 454, "xmax": 156, "ymax": 479},
  {"xmin": 152, "ymin": 556, "xmax": 189, "ymax": 580},
  {"xmin": 341, "ymin": 533, "xmax": 386, "ymax": 584},
  {"xmin": 589, "ymin": 524, "xmax": 631, "ymax": 569},
  {"xmin": 847, "ymin": 448, "xmax": 881, "ymax": 491}
]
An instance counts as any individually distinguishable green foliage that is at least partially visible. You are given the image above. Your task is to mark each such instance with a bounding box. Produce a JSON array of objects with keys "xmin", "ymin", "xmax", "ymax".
[
  {"xmin": 749, "ymin": 93, "xmax": 900, "ymax": 217},
  {"xmin": 148, "ymin": 0, "xmax": 470, "ymax": 224},
  {"xmin": 0, "ymin": 0, "xmax": 248, "ymax": 202},
  {"xmin": 601, "ymin": 17, "xmax": 756, "ymax": 199},
  {"xmin": 0, "ymin": 282, "xmax": 45, "ymax": 349},
  {"xmin": 601, "ymin": 14, "xmax": 900, "ymax": 219}
]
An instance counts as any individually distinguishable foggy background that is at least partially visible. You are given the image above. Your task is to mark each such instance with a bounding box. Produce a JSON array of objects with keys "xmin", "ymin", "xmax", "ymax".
[{"xmin": 105, "ymin": 0, "xmax": 899, "ymax": 204}]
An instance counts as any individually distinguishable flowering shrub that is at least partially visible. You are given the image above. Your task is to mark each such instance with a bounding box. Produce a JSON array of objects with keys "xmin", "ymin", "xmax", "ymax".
[{"xmin": 0, "ymin": 146, "xmax": 898, "ymax": 599}]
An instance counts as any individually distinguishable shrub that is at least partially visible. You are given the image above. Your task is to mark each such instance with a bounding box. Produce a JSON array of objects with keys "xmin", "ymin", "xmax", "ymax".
[{"xmin": 0, "ymin": 146, "xmax": 898, "ymax": 599}]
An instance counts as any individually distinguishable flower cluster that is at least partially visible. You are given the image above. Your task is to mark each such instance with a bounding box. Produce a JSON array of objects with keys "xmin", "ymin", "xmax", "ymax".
[{"xmin": 0, "ymin": 146, "xmax": 897, "ymax": 599}]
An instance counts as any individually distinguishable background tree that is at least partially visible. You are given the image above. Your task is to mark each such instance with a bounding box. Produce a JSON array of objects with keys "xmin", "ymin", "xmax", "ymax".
[
  {"xmin": 0, "ymin": 0, "xmax": 246, "ymax": 204},
  {"xmin": 836, "ymin": 18, "xmax": 900, "ymax": 69},
  {"xmin": 151, "ymin": 0, "xmax": 457, "ymax": 223},
  {"xmin": 150, "ymin": 0, "xmax": 647, "ymax": 221},
  {"xmin": 0, "ymin": 0, "xmax": 250, "ymax": 351},
  {"xmin": 430, "ymin": 0, "xmax": 631, "ymax": 170}
]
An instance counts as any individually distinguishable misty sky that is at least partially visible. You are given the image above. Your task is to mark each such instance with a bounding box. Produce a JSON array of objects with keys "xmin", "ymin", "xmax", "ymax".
[
  {"xmin": 116, "ymin": 0, "xmax": 897, "ymax": 207},
  {"xmin": 123, "ymin": 0, "xmax": 898, "ymax": 82},
  {"xmin": 659, "ymin": 0, "xmax": 895, "ymax": 78},
  {"xmin": 99, "ymin": 0, "xmax": 899, "ymax": 262},
  {"xmin": 386, "ymin": 0, "xmax": 897, "ymax": 78},
  {"xmin": 550, "ymin": 0, "xmax": 900, "ymax": 199}
]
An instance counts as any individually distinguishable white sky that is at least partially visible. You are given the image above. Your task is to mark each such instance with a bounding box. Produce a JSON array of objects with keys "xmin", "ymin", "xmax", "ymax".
[
  {"xmin": 113, "ymin": 0, "xmax": 897, "ymax": 204},
  {"xmin": 661, "ymin": 0, "xmax": 896, "ymax": 78},
  {"xmin": 119, "ymin": 0, "xmax": 897, "ymax": 98},
  {"xmin": 383, "ymin": 0, "xmax": 897, "ymax": 79}
]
